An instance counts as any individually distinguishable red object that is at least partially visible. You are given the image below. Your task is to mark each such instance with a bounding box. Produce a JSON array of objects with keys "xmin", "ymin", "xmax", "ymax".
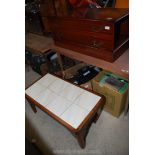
[{"xmin": 69, "ymin": 0, "xmax": 92, "ymax": 7}]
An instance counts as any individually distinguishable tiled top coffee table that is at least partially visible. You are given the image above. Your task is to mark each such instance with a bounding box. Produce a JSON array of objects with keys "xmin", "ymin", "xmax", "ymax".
[{"xmin": 25, "ymin": 73, "xmax": 105, "ymax": 148}]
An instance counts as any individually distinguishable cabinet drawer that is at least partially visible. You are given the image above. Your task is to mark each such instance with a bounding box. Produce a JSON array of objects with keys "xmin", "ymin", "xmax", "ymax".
[
  {"xmin": 51, "ymin": 18, "xmax": 114, "ymax": 34},
  {"xmin": 53, "ymin": 30, "xmax": 114, "ymax": 50},
  {"xmin": 54, "ymin": 40, "xmax": 115, "ymax": 62}
]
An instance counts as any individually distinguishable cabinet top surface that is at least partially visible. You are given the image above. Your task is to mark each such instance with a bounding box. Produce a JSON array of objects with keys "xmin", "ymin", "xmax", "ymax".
[{"xmin": 55, "ymin": 8, "xmax": 129, "ymax": 22}]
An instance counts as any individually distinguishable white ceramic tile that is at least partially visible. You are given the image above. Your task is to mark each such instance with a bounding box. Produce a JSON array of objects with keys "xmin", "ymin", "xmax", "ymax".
[
  {"xmin": 48, "ymin": 79, "xmax": 71, "ymax": 94},
  {"xmin": 26, "ymin": 73, "xmax": 101, "ymax": 129},
  {"xmin": 60, "ymin": 104, "xmax": 89, "ymax": 129},
  {"xmin": 74, "ymin": 91, "xmax": 101, "ymax": 112},
  {"xmin": 35, "ymin": 89, "xmax": 58, "ymax": 107},
  {"xmin": 60, "ymin": 85, "xmax": 84, "ymax": 102},
  {"xmin": 46, "ymin": 96, "xmax": 73, "ymax": 117},
  {"xmin": 25, "ymin": 82, "xmax": 46, "ymax": 100},
  {"xmin": 37, "ymin": 73, "xmax": 58, "ymax": 87}
]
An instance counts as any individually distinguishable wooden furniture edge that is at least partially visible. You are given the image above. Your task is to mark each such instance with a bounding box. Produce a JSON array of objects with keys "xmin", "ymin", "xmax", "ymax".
[
  {"xmin": 25, "ymin": 73, "xmax": 106, "ymax": 132},
  {"xmin": 51, "ymin": 45, "xmax": 129, "ymax": 79}
]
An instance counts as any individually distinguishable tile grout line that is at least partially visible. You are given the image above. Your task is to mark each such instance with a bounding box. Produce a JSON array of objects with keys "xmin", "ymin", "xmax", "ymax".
[
  {"xmin": 27, "ymin": 75, "xmax": 98, "ymax": 126},
  {"xmin": 45, "ymin": 83, "xmax": 92, "ymax": 118},
  {"xmin": 44, "ymin": 87, "xmax": 75, "ymax": 117}
]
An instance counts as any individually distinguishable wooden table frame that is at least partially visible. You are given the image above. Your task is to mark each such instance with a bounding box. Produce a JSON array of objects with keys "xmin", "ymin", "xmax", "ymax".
[
  {"xmin": 25, "ymin": 33, "xmax": 129, "ymax": 115},
  {"xmin": 25, "ymin": 74, "xmax": 106, "ymax": 148}
]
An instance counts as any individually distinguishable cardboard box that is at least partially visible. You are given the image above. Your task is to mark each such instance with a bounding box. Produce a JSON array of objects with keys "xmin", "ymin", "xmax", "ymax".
[
  {"xmin": 64, "ymin": 63, "xmax": 87, "ymax": 79},
  {"xmin": 91, "ymin": 71, "xmax": 128, "ymax": 117},
  {"xmin": 64, "ymin": 63, "xmax": 93, "ymax": 90}
]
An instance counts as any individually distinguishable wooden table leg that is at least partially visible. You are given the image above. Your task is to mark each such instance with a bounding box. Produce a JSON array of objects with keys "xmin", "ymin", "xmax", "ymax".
[
  {"xmin": 75, "ymin": 130, "xmax": 86, "ymax": 149},
  {"xmin": 74, "ymin": 108, "xmax": 102, "ymax": 148},
  {"xmin": 26, "ymin": 97, "xmax": 37, "ymax": 113},
  {"xmin": 93, "ymin": 107, "xmax": 102, "ymax": 123},
  {"xmin": 29, "ymin": 102, "xmax": 37, "ymax": 113},
  {"xmin": 75, "ymin": 112, "xmax": 99, "ymax": 148},
  {"xmin": 57, "ymin": 53, "xmax": 65, "ymax": 78}
]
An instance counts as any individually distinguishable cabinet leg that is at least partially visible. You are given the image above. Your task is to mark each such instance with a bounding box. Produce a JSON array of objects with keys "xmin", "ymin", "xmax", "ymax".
[{"xmin": 93, "ymin": 109, "xmax": 102, "ymax": 123}]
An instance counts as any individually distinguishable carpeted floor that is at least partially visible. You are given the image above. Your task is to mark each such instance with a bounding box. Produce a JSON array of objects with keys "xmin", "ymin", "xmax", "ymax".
[{"xmin": 25, "ymin": 65, "xmax": 129, "ymax": 155}]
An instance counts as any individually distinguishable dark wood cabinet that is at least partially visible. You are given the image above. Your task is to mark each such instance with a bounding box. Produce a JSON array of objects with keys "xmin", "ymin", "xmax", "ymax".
[
  {"xmin": 39, "ymin": 0, "xmax": 56, "ymax": 17},
  {"xmin": 39, "ymin": 0, "xmax": 70, "ymax": 17},
  {"xmin": 42, "ymin": 8, "xmax": 129, "ymax": 62}
]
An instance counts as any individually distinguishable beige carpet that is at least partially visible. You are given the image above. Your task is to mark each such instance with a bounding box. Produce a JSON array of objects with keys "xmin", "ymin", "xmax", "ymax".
[{"xmin": 25, "ymin": 65, "xmax": 129, "ymax": 155}]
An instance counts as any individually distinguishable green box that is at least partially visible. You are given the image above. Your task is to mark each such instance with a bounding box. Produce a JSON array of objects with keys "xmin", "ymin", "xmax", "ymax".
[{"xmin": 91, "ymin": 71, "xmax": 128, "ymax": 117}]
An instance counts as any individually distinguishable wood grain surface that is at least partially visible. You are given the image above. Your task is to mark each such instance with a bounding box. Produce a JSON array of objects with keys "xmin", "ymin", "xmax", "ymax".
[{"xmin": 25, "ymin": 33, "xmax": 53, "ymax": 54}]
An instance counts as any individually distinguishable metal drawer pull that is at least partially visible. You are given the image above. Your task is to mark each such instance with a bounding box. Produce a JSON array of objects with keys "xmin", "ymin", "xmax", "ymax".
[{"xmin": 91, "ymin": 40, "xmax": 103, "ymax": 48}]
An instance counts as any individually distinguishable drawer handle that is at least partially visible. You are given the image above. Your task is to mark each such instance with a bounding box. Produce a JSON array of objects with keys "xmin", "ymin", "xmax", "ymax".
[
  {"xmin": 91, "ymin": 26, "xmax": 103, "ymax": 32},
  {"xmin": 91, "ymin": 40, "xmax": 103, "ymax": 48}
]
